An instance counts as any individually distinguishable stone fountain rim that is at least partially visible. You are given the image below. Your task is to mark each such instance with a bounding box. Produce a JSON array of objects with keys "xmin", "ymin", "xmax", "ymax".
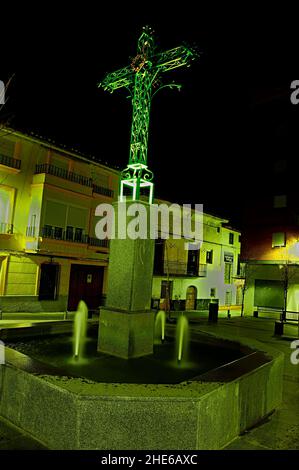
[{"xmin": 2, "ymin": 329, "xmax": 282, "ymax": 399}]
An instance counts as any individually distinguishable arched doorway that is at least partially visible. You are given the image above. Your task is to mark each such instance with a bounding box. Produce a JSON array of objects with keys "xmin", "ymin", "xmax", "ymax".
[{"xmin": 185, "ymin": 285, "xmax": 197, "ymax": 310}]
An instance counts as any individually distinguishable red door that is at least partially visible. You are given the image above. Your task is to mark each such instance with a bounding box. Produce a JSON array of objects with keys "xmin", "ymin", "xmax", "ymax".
[{"xmin": 68, "ymin": 264, "xmax": 104, "ymax": 311}]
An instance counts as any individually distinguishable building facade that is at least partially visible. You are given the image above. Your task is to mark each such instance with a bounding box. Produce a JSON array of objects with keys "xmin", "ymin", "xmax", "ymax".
[
  {"xmin": 242, "ymin": 155, "xmax": 299, "ymax": 319},
  {"xmin": 0, "ymin": 130, "xmax": 242, "ymax": 314},
  {"xmin": 0, "ymin": 129, "xmax": 119, "ymax": 312},
  {"xmin": 152, "ymin": 204, "xmax": 241, "ymax": 310}
]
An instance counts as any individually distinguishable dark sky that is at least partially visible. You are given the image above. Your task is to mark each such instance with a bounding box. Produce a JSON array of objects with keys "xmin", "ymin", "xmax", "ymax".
[{"xmin": 2, "ymin": 11, "xmax": 299, "ymax": 228}]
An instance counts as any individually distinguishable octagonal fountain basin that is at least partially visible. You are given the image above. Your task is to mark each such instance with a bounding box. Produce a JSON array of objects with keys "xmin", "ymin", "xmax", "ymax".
[{"xmin": 0, "ymin": 326, "xmax": 284, "ymax": 450}]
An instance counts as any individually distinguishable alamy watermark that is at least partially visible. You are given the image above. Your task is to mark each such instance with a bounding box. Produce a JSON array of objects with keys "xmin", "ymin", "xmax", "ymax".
[
  {"xmin": 0, "ymin": 80, "xmax": 5, "ymax": 105},
  {"xmin": 0, "ymin": 340, "xmax": 5, "ymax": 365},
  {"xmin": 290, "ymin": 80, "xmax": 299, "ymax": 105},
  {"xmin": 95, "ymin": 200, "xmax": 203, "ymax": 250},
  {"xmin": 290, "ymin": 339, "xmax": 299, "ymax": 365}
]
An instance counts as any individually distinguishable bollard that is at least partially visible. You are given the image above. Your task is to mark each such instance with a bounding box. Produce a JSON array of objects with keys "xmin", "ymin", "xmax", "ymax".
[{"xmin": 208, "ymin": 299, "xmax": 219, "ymax": 323}]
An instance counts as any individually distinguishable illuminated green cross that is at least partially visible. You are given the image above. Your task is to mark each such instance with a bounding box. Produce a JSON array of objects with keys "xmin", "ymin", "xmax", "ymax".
[{"xmin": 98, "ymin": 26, "xmax": 197, "ymax": 203}]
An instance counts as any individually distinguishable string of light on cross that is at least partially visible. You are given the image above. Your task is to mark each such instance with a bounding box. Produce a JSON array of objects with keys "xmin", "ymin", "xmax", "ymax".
[{"xmin": 98, "ymin": 26, "xmax": 198, "ymax": 203}]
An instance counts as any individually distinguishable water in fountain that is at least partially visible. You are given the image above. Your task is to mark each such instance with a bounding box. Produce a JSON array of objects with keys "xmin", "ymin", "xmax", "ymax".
[
  {"xmin": 154, "ymin": 310, "xmax": 166, "ymax": 344},
  {"xmin": 73, "ymin": 300, "xmax": 88, "ymax": 360},
  {"xmin": 176, "ymin": 314, "xmax": 189, "ymax": 363}
]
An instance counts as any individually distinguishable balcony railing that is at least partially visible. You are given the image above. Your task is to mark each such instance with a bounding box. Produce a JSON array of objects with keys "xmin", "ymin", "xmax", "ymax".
[
  {"xmin": 35, "ymin": 164, "xmax": 114, "ymax": 197},
  {"xmin": 88, "ymin": 236, "xmax": 109, "ymax": 248},
  {"xmin": 37, "ymin": 225, "xmax": 109, "ymax": 248},
  {"xmin": 0, "ymin": 222, "xmax": 13, "ymax": 234},
  {"xmin": 92, "ymin": 183, "xmax": 114, "ymax": 198},
  {"xmin": 0, "ymin": 154, "xmax": 21, "ymax": 170},
  {"xmin": 154, "ymin": 261, "xmax": 207, "ymax": 277},
  {"xmin": 35, "ymin": 163, "xmax": 92, "ymax": 187},
  {"xmin": 26, "ymin": 226, "xmax": 37, "ymax": 237}
]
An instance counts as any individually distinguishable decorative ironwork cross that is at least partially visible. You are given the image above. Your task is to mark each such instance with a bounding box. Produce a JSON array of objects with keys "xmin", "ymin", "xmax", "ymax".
[{"xmin": 98, "ymin": 26, "xmax": 197, "ymax": 203}]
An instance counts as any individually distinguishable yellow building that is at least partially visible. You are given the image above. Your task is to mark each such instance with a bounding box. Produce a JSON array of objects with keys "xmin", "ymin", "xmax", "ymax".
[{"xmin": 0, "ymin": 129, "xmax": 119, "ymax": 313}]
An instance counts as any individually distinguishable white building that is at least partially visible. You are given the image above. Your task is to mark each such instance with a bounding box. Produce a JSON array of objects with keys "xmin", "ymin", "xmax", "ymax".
[{"xmin": 151, "ymin": 203, "xmax": 241, "ymax": 310}]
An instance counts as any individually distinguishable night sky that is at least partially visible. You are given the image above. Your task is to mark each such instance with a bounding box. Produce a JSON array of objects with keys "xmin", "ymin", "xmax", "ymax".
[{"xmin": 2, "ymin": 10, "xmax": 299, "ymax": 228}]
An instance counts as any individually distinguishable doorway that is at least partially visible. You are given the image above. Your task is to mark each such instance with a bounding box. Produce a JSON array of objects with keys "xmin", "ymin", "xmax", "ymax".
[
  {"xmin": 68, "ymin": 264, "xmax": 104, "ymax": 311},
  {"xmin": 185, "ymin": 285, "xmax": 197, "ymax": 310},
  {"xmin": 39, "ymin": 263, "xmax": 60, "ymax": 300}
]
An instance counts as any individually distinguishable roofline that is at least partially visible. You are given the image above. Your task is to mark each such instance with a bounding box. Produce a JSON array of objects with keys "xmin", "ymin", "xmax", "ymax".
[
  {"xmin": 2, "ymin": 127, "xmax": 121, "ymax": 176},
  {"xmin": 222, "ymin": 224, "xmax": 241, "ymax": 234},
  {"xmin": 154, "ymin": 197, "xmax": 230, "ymax": 223}
]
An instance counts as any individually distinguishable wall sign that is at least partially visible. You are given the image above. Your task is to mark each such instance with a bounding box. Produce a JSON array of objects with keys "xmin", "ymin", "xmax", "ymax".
[{"xmin": 224, "ymin": 252, "xmax": 234, "ymax": 263}]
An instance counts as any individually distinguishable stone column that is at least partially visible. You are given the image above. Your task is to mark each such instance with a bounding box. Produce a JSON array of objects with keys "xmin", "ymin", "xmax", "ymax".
[{"xmin": 98, "ymin": 201, "xmax": 155, "ymax": 358}]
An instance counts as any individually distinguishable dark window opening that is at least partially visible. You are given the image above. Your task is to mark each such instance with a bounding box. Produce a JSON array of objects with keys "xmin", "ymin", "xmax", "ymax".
[
  {"xmin": 187, "ymin": 248, "xmax": 199, "ymax": 276},
  {"xmin": 75, "ymin": 227, "xmax": 83, "ymax": 242},
  {"xmin": 154, "ymin": 238, "xmax": 164, "ymax": 275},
  {"xmin": 206, "ymin": 250, "xmax": 213, "ymax": 264},
  {"xmin": 66, "ymin": 226, "xmax": 74, "ymax": 241}
]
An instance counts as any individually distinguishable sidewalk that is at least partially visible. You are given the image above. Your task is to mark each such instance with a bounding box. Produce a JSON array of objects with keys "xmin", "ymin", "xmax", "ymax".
[{"xmin": 190, "ymin": 316, "xmax": 299, "ymax": 450}]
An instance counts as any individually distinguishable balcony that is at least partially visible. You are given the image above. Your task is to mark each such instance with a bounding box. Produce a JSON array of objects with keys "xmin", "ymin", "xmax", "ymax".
[
  {"xmin": 0, "ymin": 154, "xmax": 21, "ymax": 172},
  {"xmin": 92, "ymin": 183, "xmax": 114, "ymax": 198},
  {"xmin": 35, "ymin": 163, "xmax": 92, "ymax": 187},
  {"xmin": 35, "ymin": 164, "xmax": 114, "ymax": 197},
  {"xmin": 0, "ymin": 223, "xmax": 13, "ymax": 234},
  {"xmin": 88, "ymin": 236, "xmax": 109, "ymax": 248},
  {"xmin": 233, "ymin": 265, "xmax": 246, "ymax": 279},
  {"xmin": 154, "ymin": 261, "xmax": 207, "ymax": 277},
  {"xmin": 30, "ymin": 225, "xmax": 109, "ymax": 248},
  {"xmin": 26, "ymin": 226, "xmax": 37, "ymax": 237}
]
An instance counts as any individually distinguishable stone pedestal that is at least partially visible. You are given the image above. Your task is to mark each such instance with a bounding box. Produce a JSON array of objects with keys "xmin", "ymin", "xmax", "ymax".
[
  {"xmin": 98, "ymin": 308, "xmax": 154, "ymax": 359},
  {"xmin": 98, "ymin": 202, "xmax": 155, "ymax": 358}
]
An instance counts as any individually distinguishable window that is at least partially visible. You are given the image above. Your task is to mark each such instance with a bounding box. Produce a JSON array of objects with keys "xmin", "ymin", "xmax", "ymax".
[
  {"xmin": 206, "ymin": 250, "xmax": 213, "ymax": 264},
  {"xmin": 237, "ymin": 254, "xmax": 241, "ymax": 275},
  {"xmin": 43, "ymin": 225, "xmax": 53, "ymax": 237},
  {"xmin": 229, "ymin": 233, "xmax": 234, "ymax": 245},
  {"xmin": 54, "ymin": 226, "xmax": 63, "ymax": 239},
  {"xmin": 224, "ymin": 263, "xmax": 232, "ymax": 284},
  {"xmin": 273, "ymin": 195, "xmax": 287, "ymax": 208},
  {"xmin": 66, "ymin": 226, "xmax": 74, "ymax": 241},
  {"xmin": 154, "ymin": 239, "xmax": 164, "ymax": 275},
  {"xmin": 0, "ymin": 187, "xmax": 14, "ymax": 228},
  {"xmin": 74, "ymin": 227, "xmax": 84, "ymax": 242},
  {"xmin": 187, "ymin": 248, "xmax": 199, "ymax": 276},
  {"xmin": 39, "ymin": 263, "xmax": 59, "ymax": 300},
  {"xmin": 272, "ymin": 232, "xmax": 286, "ymax": 248}
]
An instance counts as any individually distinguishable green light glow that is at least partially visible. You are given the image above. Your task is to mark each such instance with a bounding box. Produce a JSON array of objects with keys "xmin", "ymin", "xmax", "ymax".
[
  {"xmin": 73, "ymin": 300, "xmax": 88, "ymax": 360},
  {"xmin": 98, "ymin": 26, "xmax": 197, "ymax": 204},
  {"xmin": 176, "ymin": 315, "xmax": 189, "ymax": 362}
]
